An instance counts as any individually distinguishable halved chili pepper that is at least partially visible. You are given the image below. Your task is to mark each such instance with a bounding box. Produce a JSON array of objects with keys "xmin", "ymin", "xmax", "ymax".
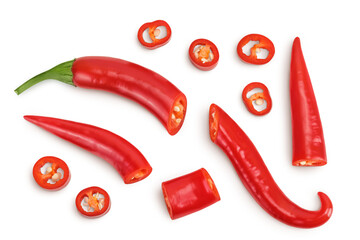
[
  {"xmin": 75, "ymin": 186, "xmax": 111, "ymax": 218},
  {"xmin": 237, "ymin": 34, "xmax": 275, "ymax": 65},
  {"xmin": 242, "ymin": 82, "xmax": 272, "ymax": 116},
  {"xmin": 137, "ymin": 20, "xmax": 172, "ymax": 49},
  {"xmin": 162, "ymin": 168, "xmax": 220, "ymax": 220},
  {"xmin": 209, "ymin": 104, "xmax": 333, "ymax": 228},
  {"xmin": 189, "ymin": 39, "xmax": 219, "ymax": 71},
  {"xmin": 24, "ymin": 115, "xmax": 152, "ymax": 184},
  {"xmin": 290, "ymin": 37, "xmax": 327, "ymax": 166},
  {"xmin": 33, "ymin": 156, "xmax": 70, "ymax": 190},
  {"xmin": 14, "ymin": 56, "xmax": 187, "ymax": 136}
]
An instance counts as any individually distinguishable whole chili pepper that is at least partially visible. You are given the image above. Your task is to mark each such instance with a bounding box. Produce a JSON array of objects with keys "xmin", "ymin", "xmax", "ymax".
[
  {"xmin": 162, "ymin": 168, "xmax": 220, "ymax": 220},
  {"xmin": 137, "ymin": 20, "xmax": 172, "ymax": 49},
  {"xmin": 75, "ymin": 186, "xmax": 111, "ymax": 218},
  {"xmin": 188, "ymin": 39, "xmax": 219, "ymax": 71},
  {"xmin": 290, "ymin": 37, "xmax": 326, "ymax": 166},
  {"xmin": 237, "ymin": 34, "xmax": 275, "ymax": 65},
  {"xmin": 242, "ymin": 82, "xmax": 272, "ymax": 116},
  {"xmin": 209, "ymin": 104, "xmax": 332, "ymax": 228},
  {"xmin": 24, "ymin": 115, "xmax": 152, "ymax": 184},
  {"xmin": 14, "ymin": 56, "xmax": 187, "ymax": 136},
  {"xmin": 33, "ymin": 156, "xmax": 71, "ymax": 190}
]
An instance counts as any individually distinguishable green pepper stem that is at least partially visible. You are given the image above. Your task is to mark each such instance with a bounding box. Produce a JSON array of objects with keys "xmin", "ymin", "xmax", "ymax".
[{"xmin": 14, "ymin": 59, "xmax": 76, "ymax": 95}]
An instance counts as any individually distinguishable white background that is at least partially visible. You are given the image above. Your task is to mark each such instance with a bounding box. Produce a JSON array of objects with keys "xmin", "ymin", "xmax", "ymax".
[{"xmin": 0, "ymin": 0, "xmax": 359, "ymax": 239}]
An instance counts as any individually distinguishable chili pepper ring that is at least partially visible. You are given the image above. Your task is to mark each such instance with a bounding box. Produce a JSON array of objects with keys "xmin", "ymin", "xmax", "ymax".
[
  {"xmin": 33, "ymin": 156, "xmax": 71, "ymax": 190},
  {"xmin": 138, "ymin": 20, "xmax": 172, "ymax": 49}
]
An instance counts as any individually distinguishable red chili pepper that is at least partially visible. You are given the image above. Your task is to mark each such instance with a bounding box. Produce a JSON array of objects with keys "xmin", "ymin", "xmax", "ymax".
[
  {"xmin": 237, "ymin": 34, "xmax": 275, "ymax": 65},
  {"xmin": 24, "ymin": 115, "xmax": 152, "ymax": 184},
  {"xmin": 188, "ymin": 39, "xmax": 219, "ymax": 71},
  {"xmin": 75, "ymin": 186, "xmax": 111, "ymax": 218},
  {"xmin": 242, "ymin": 82, "xmax": 272, "ymax": 116},
  {"xmin": 161, "ymin": 168, "xmax": 220, "ymax": 220},
  {"xmin": 33, "ymin": 156, "xmax": 70, "ymax": 190},
  {"xmin": 209, "ymin": 104, "xmax": 332, "ymax": 228},
  {"xmin": 290, "ymin": 37, "xmax": 326, "ymax": 166},
  {"xmin": 14, "ymin": 56, "xmax": 187, "ymax": 135},
  {"xmin": 137, "ymin": 20, "xmax": 172, "ymax": 49}
]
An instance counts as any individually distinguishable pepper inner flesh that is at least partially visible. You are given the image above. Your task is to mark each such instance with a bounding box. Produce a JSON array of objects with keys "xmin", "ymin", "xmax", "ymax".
[
  {"xmin": 170, "ymin": 99, "xmax": 185, "ymax": 128},
  {"xmin": 248, "ymin": 93, "xmax": 267, "ymax": 112},
  {"xmin": 82, "ymin": 192, "xmax": 105, "ymax": 212},
  {"xmin": 41, "ymin": 163, "xmax": 63, "ymax": 184},
  {"xmin": 293, "ymin": 159, "xmax": 326, "ymax": 166},
  {"xmin": 149, "ymin": 26, "xmax": 167, "ymax": 42},
  {"xmin": 129, "ymin": 169, "xmax": 149, "ymax": 183},
  {"xmin": 194, "ymin": 45, "xmax": 214, "ymax": 63},
  {"xmin": 209, "ymin": 106, "xmax": 219, "ymax": 142},
  {"xmin": 242, "ymin": 41, "xmax": 269, "ymax": 59}
]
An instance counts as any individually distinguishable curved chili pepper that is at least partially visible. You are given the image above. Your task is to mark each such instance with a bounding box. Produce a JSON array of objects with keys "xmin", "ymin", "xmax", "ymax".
[
  {"xmin": 290, "ymin": 37, "xmax": 326, "ymax": 166},
  {"xmin": 237, "ymin": 34, "xmax": 275, "ymax": 65},
  {"xmin": 162, "ymin": 168, "xmax": 220, "ymax": 220},
  {"xmin": 75, "ymin": 186, "xmax": 111, "ymax": 218},
  {"xmin": 209, "ymin": 104, "xmax": 332, "ymax": 228},
  {"xmin": 137, "ymin": 20, "xmax": 172, "ymax": 49},
  {"xmin": 188, "ymin": 39, "xmax": 219, "ymax": 71},
  {"xmin": 242, "ymin": 82, "xmax": 272, "ymax": 116},
  {"xmin": 14, "ymin": 56, "xmax": 187, "ymax": 135},
  {"xmin": 33, "ymin": 156, "xmax": 71, "ymax": 190},
  {"xmin": 24, "ymin": 115, "xmax": 152, "ymax": 184}
]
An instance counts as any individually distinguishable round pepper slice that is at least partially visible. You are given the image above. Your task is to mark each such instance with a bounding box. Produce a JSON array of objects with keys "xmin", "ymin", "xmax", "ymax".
[
  {"xmin": 237, "ymin": 34, "xmax": 275, "ymax": 65},
  {"xmin": 75, "ymin": 186, "xmax": 111, "ymax": 218},
  {"xmin": 242, "ymin": 82, "xmax": 272, "ymax": 116},
  {"xmin": 188, "ymin": 39, "xmax": 219, "ymax": 71},
  {"xmin": 32, "ymin": 156, "xmax": 70, "ymax": 190},
  {"xmin": 137, "ymin": 20, "xmax": 172, "ymax": 49}
]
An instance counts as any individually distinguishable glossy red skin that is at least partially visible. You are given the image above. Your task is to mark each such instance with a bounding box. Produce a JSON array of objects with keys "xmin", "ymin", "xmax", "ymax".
[
  {"xmin": 137, "ymin": 20, "xmax": 172, "ymax": 49},
  {"xmin": 237, "ymin": 34, "xmax": 275, "ymax": 65},
  {"xmin": 209, "ymin": 104, "xmax": 333, "ymax": 228},
  {"xmin": 33, "ymin": 156, "xmax": 71, "ymax": 190},
  {"xmin": 188, "ymin": 39, "xmax": 219, "ymax": 71},
  {"xmin": 24, "ymin": 115, "xmax": 152, "ymax": 184},
  {"xmin": 162, "ymin": 168, "xmax": 220, "ymax": 220},
  {"xmin": 290, "ymin": 37, "xmax": 327, "ymax": 166},
  {"xmin": 75, "ymin": 186, "xmax": 111, "ymax": 218},
  {"xmin": 242, "ymin": 82, "xmax": 272, "ymax": 116},
  {"xmin": 72, "ymin": 57, "xmax": 187, "ymax": 136}
]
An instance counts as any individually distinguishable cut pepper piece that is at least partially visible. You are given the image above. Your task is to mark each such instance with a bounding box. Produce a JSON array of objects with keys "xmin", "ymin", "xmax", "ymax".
[
  {"xmin": 162, "ymin": 168, "xmax": 220, "ymax": 220},
  {"xmin": 137, "ymin": 20, "xmax": 172, "ymax": 49},
  {"xmin": 189, "ymin": 39, "xmax": 219, "ymax": 71},
  {"xmin": 242, "ymin": 82, "xmax": 272, "ymax": 116},
  {"xmin": 33, "ymin": 156, "xmax": 70, "ymax": 190},
  {"xmin": 237, "ymin": 34, "xmax": 275, "ymax": 65}
]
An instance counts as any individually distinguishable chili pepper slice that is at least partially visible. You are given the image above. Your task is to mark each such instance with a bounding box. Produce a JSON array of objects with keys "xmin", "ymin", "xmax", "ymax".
[
  {"xmin": 237, "ymin": 34, "xmax": 275, "ymax": 65},
  {"xmin": 189, "ymin": 39, "xmax": 219, "ymax": 71},
  {"xmin": 137, "ymin": 20, "xmax": 172, "ymax": 49},
  {"xmin": 209, "ymin": 104, "xmax": 333, "ymax": 228},
  {"xmin": 162, "ymin": 168, "xmax": 220, "ymax": 220},
  {"xmin": 290, "ymin": 37, "xmax": 327, "ymax": 166},
  {"xmin": 24, "ymin": 115, "xmax": 152, "ymax": 184},
  {"xmin": 33, "ymin": 156, "xmax": 70, "ymax": 190},
  {"xmin": 242, "ymin": 82, "xmax": 272, "ymax": 116},
  {"xmin": 75, "ymin": 186, "xmax": 111, "ymax": 218},
  {"xmin": 14, "ymin": 56, "xmax": 187, "ymax": 136}
]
